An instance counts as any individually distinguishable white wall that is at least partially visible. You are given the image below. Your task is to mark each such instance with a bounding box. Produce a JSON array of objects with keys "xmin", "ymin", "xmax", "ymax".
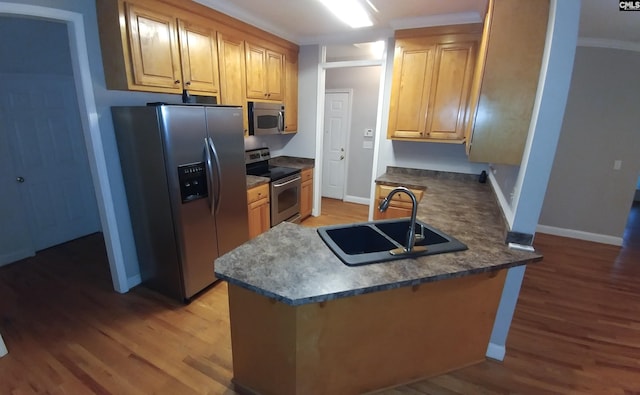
[
  {"xmin": 325, "ymin": 66, "xmax": 380, "ymax": 200},
  {"xmin": 275, "ymin": 44, "xmax": 320, "ymax": 159},
  {"xmin": 538, "ymin": 46, "xmax": 640, "ymax": 240}
]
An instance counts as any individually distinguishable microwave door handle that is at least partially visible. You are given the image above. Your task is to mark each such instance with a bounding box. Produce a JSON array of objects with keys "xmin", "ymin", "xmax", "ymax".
[
  {"xmin": 273, "ymin": 175, "xmax": 301, "ymax": 188},
  {"xmin": 207, "ymin": 137, "xmax": 222, "ymax": 215},
  {"xmin": 278, "ymin": 111, "xmax": 284, "ymax": 133}
]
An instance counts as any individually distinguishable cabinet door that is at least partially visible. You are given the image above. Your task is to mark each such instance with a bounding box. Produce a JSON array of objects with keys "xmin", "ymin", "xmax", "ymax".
[
  {"xmin": 248, "ymin": 197, "xmax": 270, "ymax": 239},
  {"xmin": 426, "ymin": 42, "xmax": 476, "ymax": 140},
  {"xmin": 466, "ymin": 0, "xmax": 549, "ymax": 165},
  {"xmin": 126, "ymin": 3, "xmax": 182, "ymax": 91},
  {"xmin": 178, "ymin": 19, "xmax": 220, "ymax": 96},
  {"xmin": 265, "ymin": 50, "xmax": 284, "ymax": 101},
  {"xmin": 387, "ymin": 42, "xmax": 435, "ymax": 139},
  {"xmin": 245, "ymin": 42, "xmax": 267, "ymax": 99},
  {"xmin": 217, "ymin": 32, "xmax": 248, "ymax": 132},
  {"xmin": 218, "ymin": 32, "xmax": 246, "ymax": 105},
  {"xmin": 245, "ymin": 43, "xmax": 284, "ymax": 101},
  {"xmin": 284, "ymin": 53, "xmax": 298, "ymax": 132}
]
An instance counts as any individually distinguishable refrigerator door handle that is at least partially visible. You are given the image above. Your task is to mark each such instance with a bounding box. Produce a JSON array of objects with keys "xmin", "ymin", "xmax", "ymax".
[
  {"xmin": 204, "ymin": 138, "xmax": 215, "ymax": 211},
  {"xmin": 207, "ymin": 137, "xmax": 222, "ymax": 215}
]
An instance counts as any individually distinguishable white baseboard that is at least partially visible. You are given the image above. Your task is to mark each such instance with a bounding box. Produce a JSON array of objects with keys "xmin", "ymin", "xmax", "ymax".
[
  {"xmin": 536, "ymin": 224, "xmax": 623, "ymax": 246},
  {"xmin": 127, "ymin": 274, "xmax": 142, "ymax": 290},
  {"xmin": 486, "ymin": 342, "xmax": 505, "ymax": 361},
  {"xmin": 343, "ymin": 195, "xmax": 371, "ymax": 206}
]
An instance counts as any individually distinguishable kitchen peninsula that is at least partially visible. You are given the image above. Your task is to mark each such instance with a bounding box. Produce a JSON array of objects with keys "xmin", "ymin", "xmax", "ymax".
[{"xmin": 215, "ymin": 168, "xmax": 542, "ymax": 395}]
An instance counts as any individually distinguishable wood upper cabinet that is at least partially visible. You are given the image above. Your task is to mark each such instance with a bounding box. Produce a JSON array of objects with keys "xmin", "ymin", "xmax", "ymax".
[
  {"xmin": 124, "ymin": 3, "xmax": 182, "ymax": 92},
  {"xmin": 387, "ymin": 25, "xmax": 481, "ymax": 143},
  {"xmin": 300, "ymin": 168, "xmax": 313, "ymax": 220},
  {"xmin": 247, "ymin": 183, "xmax": 270, "ymax": 239},
  {"xmin": 177, "ymin": 19, "xmax": 220, "ymax": 96},
  {"xmin": 245, "ymin": 42, "xmax": 284, "ymax": 101},
  {"xmin": 465, "ymin": 0, "xmax": 550, "ymax": 165},
  {"xmin": 284, "ymin": 52, "xmax": 299, "ymax": 133},
  {"xmin": 217, "ymin": 31, "xmax": 248, "ymax": 133}
]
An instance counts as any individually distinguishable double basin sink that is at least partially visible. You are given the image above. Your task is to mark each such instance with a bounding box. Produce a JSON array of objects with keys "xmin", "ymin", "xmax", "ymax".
[{"xmin": 317, "ymin": 218, "xmax": 468, "ymax": 266}]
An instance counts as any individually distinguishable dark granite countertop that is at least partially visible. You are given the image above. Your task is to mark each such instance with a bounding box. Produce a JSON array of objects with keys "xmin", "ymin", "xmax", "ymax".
[
  {"xmin": 269, "ymin": 156, "xmax": 315, "ymax": 170},
  {"xmin": 216, "ymin": 167, "xmax": 542, "ymax": 306},
  {"xmin": 246, "ymin": 175, "xmax": 269, "ymax": 189}
]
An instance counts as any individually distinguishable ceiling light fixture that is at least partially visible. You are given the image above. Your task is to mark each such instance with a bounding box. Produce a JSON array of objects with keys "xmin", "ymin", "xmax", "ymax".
[{"xmin": 318, "ymin": 0, "xmax": 373, "ymax": 29}]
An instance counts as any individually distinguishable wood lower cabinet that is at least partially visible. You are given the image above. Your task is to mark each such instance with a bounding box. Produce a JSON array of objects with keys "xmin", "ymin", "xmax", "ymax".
[
  {"xmin": 465, "ymin": 0, "xmax": 550, "ymax": 165},
  {"xmin": 300, "ymin": 168, "xmax": 313, "ymax": 220},
  {"xmin": 373, "ymin": 184, "xmax": 424, "ymax": 220},
  {"xmin": 387, "ymin": 25, "xmax": 481, "ymax": 143},
  {"xmin": 247, "ymin": 183, "xmax": 270, "ymax": 239}
]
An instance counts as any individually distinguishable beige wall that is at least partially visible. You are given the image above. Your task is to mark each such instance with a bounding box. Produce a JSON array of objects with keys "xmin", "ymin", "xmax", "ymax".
[{"xmin": 539, "ymin": 46, "xmax": 640, "ymax": 238}]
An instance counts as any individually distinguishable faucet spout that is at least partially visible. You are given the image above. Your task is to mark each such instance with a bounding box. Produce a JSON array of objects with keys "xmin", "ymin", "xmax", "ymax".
[{"xmin": 378, "ymin": 186, "xmax": 419, "ymax": 253}]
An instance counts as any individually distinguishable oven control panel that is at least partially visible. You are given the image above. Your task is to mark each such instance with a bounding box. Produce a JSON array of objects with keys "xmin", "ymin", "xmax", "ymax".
[{"xmin": 177, "ymin": 162, "xmax": 207, "ymax": 203}]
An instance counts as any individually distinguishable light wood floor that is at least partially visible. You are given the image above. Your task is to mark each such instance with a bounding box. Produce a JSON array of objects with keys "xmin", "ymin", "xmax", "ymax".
[{"xmin": 1, "ymin": 200, "xmax": 639, "ymax": 394}]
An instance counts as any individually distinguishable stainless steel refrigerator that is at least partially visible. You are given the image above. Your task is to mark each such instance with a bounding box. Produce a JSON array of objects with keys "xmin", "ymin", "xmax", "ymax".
[{"xmin": 111, "ymin": 104, "xmax": 249, "ymax": 302}]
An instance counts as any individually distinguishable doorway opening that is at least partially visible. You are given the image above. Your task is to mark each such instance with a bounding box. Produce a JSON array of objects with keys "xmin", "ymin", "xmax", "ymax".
[
  {"xmin": 0, "ymin": 3, "xmax": 128, "ymax": 293},
  {"xmin": 316, "ymin": 41, "xmax": 387, "ymax": 218}
]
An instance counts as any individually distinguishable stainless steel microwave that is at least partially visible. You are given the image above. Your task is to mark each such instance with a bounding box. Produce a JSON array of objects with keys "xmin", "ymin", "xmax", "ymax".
[{"xmin": 248, "ymin": 101, "xmax": 285, "ymax": 135}]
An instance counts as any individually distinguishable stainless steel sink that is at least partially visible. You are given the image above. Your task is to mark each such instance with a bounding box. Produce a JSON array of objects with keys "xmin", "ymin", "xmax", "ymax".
[{"xmin": 317, "ymin": 219, "xmax": 467, "ymax": 266}]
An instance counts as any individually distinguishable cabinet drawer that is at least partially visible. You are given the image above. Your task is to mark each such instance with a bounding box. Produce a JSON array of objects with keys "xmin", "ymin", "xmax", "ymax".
[
  {"xmin": 376, "ymin": 184, "xmax": 424, "ymax": 203},
  {"xmin": 301, "ymin": 168, "xmax": 313, "ymax": 182},
  {"xmin": 247, "ymin": 183, "xmax": 269, "ymax": 204}
]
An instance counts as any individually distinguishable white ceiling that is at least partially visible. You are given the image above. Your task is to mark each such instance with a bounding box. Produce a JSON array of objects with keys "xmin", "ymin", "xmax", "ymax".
[{"xmin": 195, "ymin": 0, "xmax": 640, "ymax": 47}]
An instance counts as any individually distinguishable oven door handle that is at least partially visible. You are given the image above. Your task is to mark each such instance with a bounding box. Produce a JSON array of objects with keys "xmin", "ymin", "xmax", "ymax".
[{"xmin": 273, "ymin": 176, "xmax": 301, "ymax": 188}]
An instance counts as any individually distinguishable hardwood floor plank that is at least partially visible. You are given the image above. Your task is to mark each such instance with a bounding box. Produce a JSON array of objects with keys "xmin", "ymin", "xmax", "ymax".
[{"xmin": 1, "ymin": 200, "xmax": 639, "ymax": 394}]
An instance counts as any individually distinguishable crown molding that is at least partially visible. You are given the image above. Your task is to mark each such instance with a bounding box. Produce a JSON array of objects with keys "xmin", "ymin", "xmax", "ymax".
[
  {"xmin": 192, "ymin": 0, "xmax": 300, "ymax": 43},
  {"xmin": 578, "ymin": 37, "xmax": 640, "ymax": 53},
  {"xmin": 389, "ymin": 11, "xmax": 483, "ymax": 30}
]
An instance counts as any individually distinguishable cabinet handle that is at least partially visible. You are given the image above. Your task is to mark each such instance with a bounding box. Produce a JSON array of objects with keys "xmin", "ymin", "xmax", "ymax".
[
  {"xmin": 185, "ymin": 81, "xmax": 191, "ymax": 86},
  {"xmin": 174, "ymin": 80, "xmax": 181, "ymax": 84}
]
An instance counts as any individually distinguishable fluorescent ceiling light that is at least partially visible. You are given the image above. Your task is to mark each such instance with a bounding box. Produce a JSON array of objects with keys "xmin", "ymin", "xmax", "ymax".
[{"xmin": 319, "ymin": 0, "xmax": 373, "ymax": 29}]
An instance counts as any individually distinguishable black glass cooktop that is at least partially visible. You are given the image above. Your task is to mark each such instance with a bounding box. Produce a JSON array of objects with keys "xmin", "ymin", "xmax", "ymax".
[{"xmin": 248, "ymin": 165, "xmax": 300, "ymax": 182}]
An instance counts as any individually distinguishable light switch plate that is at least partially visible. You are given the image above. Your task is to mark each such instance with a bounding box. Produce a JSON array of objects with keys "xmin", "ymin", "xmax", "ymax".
[{"xmin": 364, "ymin": 128, "xmax": 374, "ymax": 137}]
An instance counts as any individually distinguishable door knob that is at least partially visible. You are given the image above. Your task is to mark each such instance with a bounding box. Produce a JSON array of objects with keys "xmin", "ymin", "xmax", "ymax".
[
  {"xmin": 340, "ymin": 155, "xmax": 344, "ymax": 160},
  {"xmin": 16, "ymin": 176, "xmax": 24, "ymax": 183}
]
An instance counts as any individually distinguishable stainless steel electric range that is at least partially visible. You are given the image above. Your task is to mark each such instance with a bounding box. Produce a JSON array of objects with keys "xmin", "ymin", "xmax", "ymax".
[{"xmin": 245, "ymin": 148, "xmax": 301, "ymax": 226}]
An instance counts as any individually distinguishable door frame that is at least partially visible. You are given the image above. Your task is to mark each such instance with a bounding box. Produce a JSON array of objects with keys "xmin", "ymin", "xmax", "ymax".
[
  {"xmin": 322, "ymin": 89, "xmax": 353, "ymax": 200},
  {"xmin": 0, "ymin": 3, "xmax": 129, "ymax": 293},
  {"xmin": 314, "ymin": 51, "xmax": 388, "ymax": 218}
]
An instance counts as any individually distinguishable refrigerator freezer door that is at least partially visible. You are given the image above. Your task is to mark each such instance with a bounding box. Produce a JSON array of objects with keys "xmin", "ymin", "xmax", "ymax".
[
  {"xmin": 205, "ymin": 106, "xmax": 249, "ymax": 255},
  {"xmin": 159, "ymin": 105, "xmax": 220, "ymax": 299}
]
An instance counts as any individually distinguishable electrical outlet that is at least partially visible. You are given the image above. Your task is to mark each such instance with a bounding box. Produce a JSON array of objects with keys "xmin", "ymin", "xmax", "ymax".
[{"xmin": 614, "ymin": 160, "xmax": 622, "ymax": 170}]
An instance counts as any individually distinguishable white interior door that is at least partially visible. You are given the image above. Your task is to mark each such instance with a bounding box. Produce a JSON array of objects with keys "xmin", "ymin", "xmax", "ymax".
[
  {"xmin": 322, "ymin": 91, "xmax": 350, "ymax": 199},
  {"xmin": 0, "ymin": 74, "xmax": 100, "ymax": 257}
]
